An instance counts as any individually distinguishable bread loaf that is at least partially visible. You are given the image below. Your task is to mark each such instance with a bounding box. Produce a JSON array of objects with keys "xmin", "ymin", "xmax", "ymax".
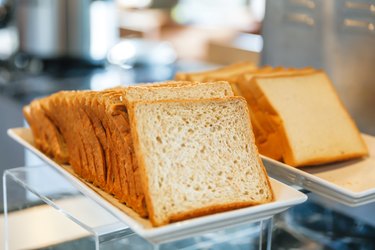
[{"xmin": 24, "ymin": 80, "xmax": 270, "ymax": 225}]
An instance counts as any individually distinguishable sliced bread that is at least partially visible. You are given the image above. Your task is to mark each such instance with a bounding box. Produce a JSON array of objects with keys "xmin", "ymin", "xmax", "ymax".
[
  {"xmin": 24, "ymin": 81, "xmax": 271, "ymax": 223},
  {"xmin": 237, "ymin": 67, "xmax": 319, "ymax": 159},
  {"xmin": 249, "ymin": 71, "xmax": 368, "ymax": 166},
  {"xmin": 23, "ymin": 101, "xmax": 69, "ymax": 163},
  {"xmin": 129, "ymin": 97, "xmax": 274, "ymax": 226}
]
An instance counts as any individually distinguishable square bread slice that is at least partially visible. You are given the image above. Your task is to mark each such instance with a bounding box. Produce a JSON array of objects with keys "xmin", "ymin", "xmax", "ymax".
[
  {"xmin": 237, "ymin": 67, "xmax": 319, "ymax": 160},
  {"xmin": 248, "ymin": 71, "xmax": 368, "ymax": 166},
  {"xmin": 129, "ymin": 96, "xmax": 274, "ymax": 226}
]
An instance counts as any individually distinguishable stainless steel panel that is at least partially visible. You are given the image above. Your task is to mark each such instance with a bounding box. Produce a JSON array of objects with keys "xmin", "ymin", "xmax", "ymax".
[{"xmin": 262, "ymin": 0, "xmax": 375, "ymax": 135}]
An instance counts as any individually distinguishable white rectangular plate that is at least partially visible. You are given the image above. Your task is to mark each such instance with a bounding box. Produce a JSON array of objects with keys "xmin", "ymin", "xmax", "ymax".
[
  {"xmin": 8, "ymin": 127, "xmax": 307, "ymax": 244},
  {"xmin": 262, "ymin": 134, "xmax": 375, "ymax": 207}
]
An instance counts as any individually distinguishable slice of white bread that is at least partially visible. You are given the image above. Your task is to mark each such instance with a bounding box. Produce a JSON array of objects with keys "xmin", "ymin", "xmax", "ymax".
[
  {"xmin": 237, "ymin": 67, "xmax": 318, "ymax": 160},
  {"xmin": 129, "ymin": 97, "xmax": 274, "ymax": 226},
  {"xmin": 249, "ymin": 71, "xmax": 368, "ymax": 166},
  {"xmin": 108, "ymin": 81, "xmax": 235, "ymax": 216}
]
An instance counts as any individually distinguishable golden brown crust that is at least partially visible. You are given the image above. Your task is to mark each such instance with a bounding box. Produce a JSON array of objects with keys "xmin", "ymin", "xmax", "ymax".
[
  {"xmin": 128, "ymin": 95, "xmax": 248, "ymax": 107},
  {"xmin": 167, "ymin": 201, "xmax": 270, "ymax": 226},
  {"xmin": 98, "ymin": 92, "xmax": 132, "ymax": 210},
  {"xmin": 99, "ymin": 89, "xmax": 148, "ymax": 216},
  {"xmin": 40, "ymin": 92, "xmax": 85, "ymax": 176},
  {"xmin": 24, "ymin": 101, "xmax": 69, "ymax": 163},
  {"xmin": 80, "ymin": 93, "xmax": 107, "ymax": 188},
  {"xmin": 68, "ymin": 94, "xmax": 98, "ymax": 184},
  {"xmin": 63, "ymin": 93, "xmax": 94, "ymax": 182},
  {"xmin": 122, "ymin": 81, "xmax": 234, "ymax": 112},
  {"xmin": 132, "ymin": 80, "xmax": 196, "ymax": 88},
  {"xmin": 290, "ymin": 151, "xmax": 369, "ymax": 167},
  {"xmin": 242, "ymin": 99, "xmax": 275, "ymax": 205},
  {"xmin": 127, "ymin": 101, "xmax": 156, "ymax": 223},
  {"xmin": 78, "ymin": 97, "xmax": 103, "ymax": 186},
  {"xmin": 229, "ymin": 82, "xmax": 242, "ymax": 96},
  {"xmin": 88, "ymin": 95, "xmax": 117, "ymax": 194}
]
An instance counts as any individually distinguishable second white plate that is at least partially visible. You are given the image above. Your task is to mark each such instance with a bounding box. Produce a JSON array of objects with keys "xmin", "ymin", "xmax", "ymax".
[{"xmin": 262, "ymin": 134, "xmax": 375, "ymax": 206}]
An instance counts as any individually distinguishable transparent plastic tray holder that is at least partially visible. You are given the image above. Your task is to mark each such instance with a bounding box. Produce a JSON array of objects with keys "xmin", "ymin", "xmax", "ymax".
[{"xmin": 3, "ymin": 165, "xmax": 273, "ymax": 250}]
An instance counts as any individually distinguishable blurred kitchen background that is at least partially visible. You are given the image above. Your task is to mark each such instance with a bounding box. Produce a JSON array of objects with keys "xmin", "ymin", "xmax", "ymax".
[
  {"xmin": 0, "ymin": 0, "xmax": 374, "ymax": 249},
  {"xmin": 0, "ymin": 0, "xmax": 268, "ymax": 182}
]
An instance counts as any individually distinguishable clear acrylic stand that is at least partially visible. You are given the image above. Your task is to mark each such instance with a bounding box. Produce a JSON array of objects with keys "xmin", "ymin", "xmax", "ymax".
[{"xmin": 3, "ymin": 165, "xmax": 273, "ymax": 250}]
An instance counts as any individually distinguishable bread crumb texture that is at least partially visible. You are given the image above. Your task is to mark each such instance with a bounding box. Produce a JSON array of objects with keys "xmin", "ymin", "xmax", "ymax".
[{"xmin": 133, "ymin": 98, "xmax": 272, "ymax": 225}]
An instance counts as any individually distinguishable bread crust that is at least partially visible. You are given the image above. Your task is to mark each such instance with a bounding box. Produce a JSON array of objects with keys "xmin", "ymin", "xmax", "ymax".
[
  {"xmin": 40, "ymin": 92, "xmax": 85, "ymax": 177},
  {"xmin": 99, "ymin": 91, "xmax": 148, "ymax": 215},
  {"xmin": 128, "ymin": 101, "xmax": 156, "ymax": 223},
  {"xmin": 242, "ymin": 98, "xmax": 275, "ymax": 206},
  {"xmin": 80, "ymin": 93, "xmax": 107, "ymax": 188},
  {"xmin": 167, "ymin": 201, "xmax": 270, "ymax": 226},
  {"xmin": 24, "ymin": 101, "xmax": 69, "ymax": 163},
  {"xmin": 68, "ymin": 93, "xmax": 99, "ymax": 184}
]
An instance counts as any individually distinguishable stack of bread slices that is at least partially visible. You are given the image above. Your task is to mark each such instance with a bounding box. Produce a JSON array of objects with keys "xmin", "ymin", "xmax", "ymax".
[
  {"xmin": 23, "ymin": 81, "xmax": 274, "ymax": 226},
  {"xmin": 176, "ymin": 64, "xmax": 369, "ymax": 167}
]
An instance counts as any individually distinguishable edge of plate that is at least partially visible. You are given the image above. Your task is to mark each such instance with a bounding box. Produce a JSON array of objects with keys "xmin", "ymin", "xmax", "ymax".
[
  {"xmin": 7, "ymin": 127, "xmax": 307, "ymax": 240},
  {"xmin": 261, "ymin": 133, "xmax": 375, "ymax": 199}
]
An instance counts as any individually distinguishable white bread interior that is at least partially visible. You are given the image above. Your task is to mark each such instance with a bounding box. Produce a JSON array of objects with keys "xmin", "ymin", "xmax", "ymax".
[
  {"xmin": 129, "ymin": 97, "xmax": 274, "ymax": 226},
  {"xmin": 250, "ymin": 71, "xmax": 368, "ymax": 166}
]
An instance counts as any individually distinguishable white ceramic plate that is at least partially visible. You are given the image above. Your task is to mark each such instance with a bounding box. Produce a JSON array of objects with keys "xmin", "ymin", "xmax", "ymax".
[
  {"xmin": 8, "ymin": 127, "xmax": 307, "ymax": 244},
  {"xmin": 262, "ymin": 134, "xmax": 375, "ymax": 207}
]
